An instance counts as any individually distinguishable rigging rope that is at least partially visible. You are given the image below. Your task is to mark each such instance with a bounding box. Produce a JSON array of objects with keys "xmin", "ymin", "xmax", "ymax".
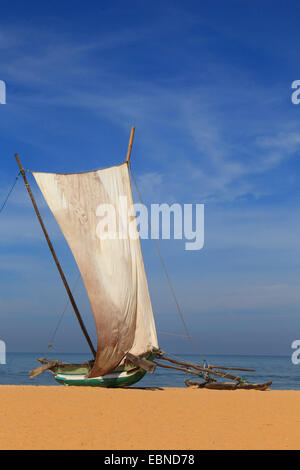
[
  {"xmin": 127, "ymin": 174, "xmax": 236, "ymax": 382},
  {"xmin": 158, "ymin": 331, "xmax": 188, "ymax": 339},
  {"xmin": 129, "ymin": 165, "xmax": 207, "ymax": 362},
  {"xmin": 0, "ymin": 172, "xmax": 20, "ymax": 215},
  {"xmin": 42, "ymin": 272, "xmax": 82, "ymax": 357},
  {"xmin": 0, "ymin": 170, "xmax": 83, "ymax": 358}
]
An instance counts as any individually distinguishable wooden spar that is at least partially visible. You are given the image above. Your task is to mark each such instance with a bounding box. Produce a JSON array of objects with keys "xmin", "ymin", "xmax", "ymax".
[
  {"xmin": 154, "ymin": 360, "xmax": 207, "ymax": 378},
  {"xmin": 126, "ymin": 126, "xmax": 135, "ymax": 164},
  {"xmin": 156, "ymin": 354, "xmax": 246, "ymax": 382},
  {"xmin": 30, "ymin": 360, "xmax": 59, "ymax": 378},
  {"xmin": 14, "ymin": 153, "xmax": 96, "ymax": 358},
  {"xmin": 207, "ymin": 365, "xmax": 256, "ymax": 372},
  {"xmin": 126, "ymin": 353, "xmax": 156, "ymax": 373}
]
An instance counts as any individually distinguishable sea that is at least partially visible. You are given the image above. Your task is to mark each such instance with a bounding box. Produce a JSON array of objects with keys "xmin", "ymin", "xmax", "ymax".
[{"xmin": 0, "ymin": 352, "xmax": 299, "ymax": 389}]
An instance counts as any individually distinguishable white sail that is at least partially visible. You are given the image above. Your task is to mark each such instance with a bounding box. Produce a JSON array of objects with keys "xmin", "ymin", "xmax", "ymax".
[{"xmin": 33, "ymin": 163, "xmax": 158, "ymax": 377}]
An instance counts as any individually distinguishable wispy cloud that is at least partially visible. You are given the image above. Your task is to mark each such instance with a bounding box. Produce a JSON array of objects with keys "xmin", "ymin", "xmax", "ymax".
[{"xmin": 0, "ymin": 22, "xmax": 298, "ymax": 205}]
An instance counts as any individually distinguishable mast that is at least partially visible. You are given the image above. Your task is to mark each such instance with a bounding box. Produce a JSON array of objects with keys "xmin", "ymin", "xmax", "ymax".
[
  {"xmin": 126, "ymin": 126, "xmax": 135, "ymax": 164},
  {"xmin": 14, "ymin": 153, "xmax": 96, "ymax": 358}
]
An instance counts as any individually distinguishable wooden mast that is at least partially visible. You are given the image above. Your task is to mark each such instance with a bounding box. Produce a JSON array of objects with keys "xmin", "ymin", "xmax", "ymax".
[
  {"xmin": 126, "ymin": 126, "xmax": 135, "ymax": 164},
  {"xmin": 14, "ymin": 153, "xmax": 96, "ymax": 358}
]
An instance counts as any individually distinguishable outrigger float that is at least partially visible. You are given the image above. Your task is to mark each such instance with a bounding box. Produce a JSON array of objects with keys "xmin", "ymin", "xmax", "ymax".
[{"xmin": 15, "ymin": 127, "xmax": 272, "ymax": 390}]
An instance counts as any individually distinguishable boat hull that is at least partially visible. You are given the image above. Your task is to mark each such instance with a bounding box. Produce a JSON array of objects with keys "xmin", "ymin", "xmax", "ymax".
[
  {"xmin": 46, "ymin": 351, "xmax": 158, "ymax": 388},
  {"xmin": 185, "ymin": 379, "xmax": 272, "ymax": 390},
  {"xmin": 54, "ymin": 367, "xmax": 147, "ymax": 388}
]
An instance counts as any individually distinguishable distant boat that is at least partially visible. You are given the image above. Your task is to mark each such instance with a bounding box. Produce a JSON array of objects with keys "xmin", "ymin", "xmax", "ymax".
[{"xmin": 14, "ymin": 127, "xmax": 272, "ymax": 390}]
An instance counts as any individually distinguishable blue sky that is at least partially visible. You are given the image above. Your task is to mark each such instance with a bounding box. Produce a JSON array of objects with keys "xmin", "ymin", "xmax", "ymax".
[{"xmin": 0, "ymin": 0, "xmax": 300, "ymax": 356}]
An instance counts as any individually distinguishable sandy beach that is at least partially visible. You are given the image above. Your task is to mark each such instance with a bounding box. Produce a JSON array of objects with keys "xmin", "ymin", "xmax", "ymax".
[{"xmin": 0, "ymin": 386, "xmax": 299, "ymax": 450}]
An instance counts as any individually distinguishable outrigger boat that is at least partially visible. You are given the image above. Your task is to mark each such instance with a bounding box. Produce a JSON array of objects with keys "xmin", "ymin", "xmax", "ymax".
[{"xmin": 15, "ymin": 127, "xmax": 272, "ymax": 390}]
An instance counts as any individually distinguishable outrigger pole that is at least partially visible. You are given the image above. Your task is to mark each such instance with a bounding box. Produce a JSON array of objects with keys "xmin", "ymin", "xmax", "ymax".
[{"xmin": 14, "ymin": 153, "xmax": 96, "ymax": 358}]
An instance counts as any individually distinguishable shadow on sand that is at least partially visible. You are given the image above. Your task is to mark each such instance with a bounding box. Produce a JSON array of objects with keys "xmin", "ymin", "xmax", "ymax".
[{"xmin": 123, "ymin": 386, "xmax": 164, "ymax": 391}]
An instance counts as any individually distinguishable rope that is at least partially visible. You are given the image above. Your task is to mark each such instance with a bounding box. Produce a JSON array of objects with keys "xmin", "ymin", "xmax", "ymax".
[
  {"xmin": 129, "ymin": 165, "xmax": 207, "ymax": 362},
  {"xmin": 158, "ymin": 331, "xmax": 188, "ymax": 339},
  {"xmin": 0, "ymin": 172, "xmax": 20, "ymax": 214},
  {"xmin": 129, "ymin": 165, "xmax": 242, "ymax": 382},
  {"xmin": 42, "ymin": 273, "xmax": 82, "ymax": 357}
]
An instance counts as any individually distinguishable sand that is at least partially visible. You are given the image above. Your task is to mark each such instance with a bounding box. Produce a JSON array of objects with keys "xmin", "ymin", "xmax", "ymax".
[{"xmin": 0, "ymin": 385, "xmax": 300, "ymax": 450}]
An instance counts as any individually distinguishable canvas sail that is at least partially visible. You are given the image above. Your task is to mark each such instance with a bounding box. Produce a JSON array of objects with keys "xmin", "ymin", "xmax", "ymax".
[{"xmin": 33, "ymin": 163, "xmax": 158, "ymax": 377}]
